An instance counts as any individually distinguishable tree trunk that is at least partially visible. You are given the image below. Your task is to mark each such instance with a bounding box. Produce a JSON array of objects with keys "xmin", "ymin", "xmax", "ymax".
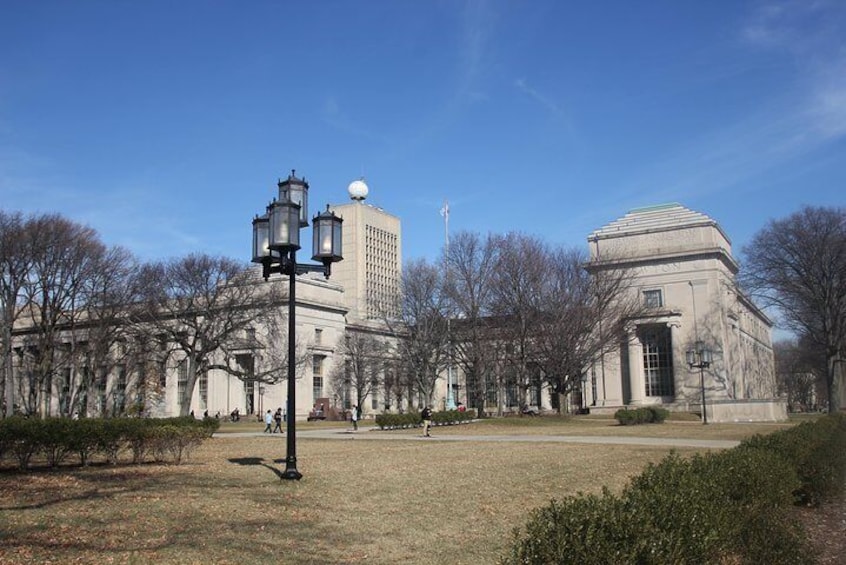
[{"xmin": 829, "ymin": 356, "xmax": 844, "ymax": 413}]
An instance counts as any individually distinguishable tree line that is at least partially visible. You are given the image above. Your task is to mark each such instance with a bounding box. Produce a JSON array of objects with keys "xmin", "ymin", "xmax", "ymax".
[
  {"xmin": 347, "ymin": 231, "xmax": 644, "ymax": 417},
  {"xmin": 0, "ymin": 210, "xmax": 287, "ymax": 418},
  {"xmin": 3, "ymin": 203, "xmax": 842, "ymax": 419}
]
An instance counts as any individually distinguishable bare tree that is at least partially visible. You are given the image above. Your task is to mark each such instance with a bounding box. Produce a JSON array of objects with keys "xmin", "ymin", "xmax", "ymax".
[
  {"xmin": 742, "ymin": 206, "xmax": 846, "ymax": 412},
  {"xmin": 443, "ymin": 231, "xmax": 498, "ymax": 416},
  {"xmin": 139, "ymin": 255, "xmax": 280, "ymax": 416},
  {"xmin": 73, "ymin": 246, "xmax": 146, "ymax": 417},
  {"xmin": 383, "ymin": 258, "xmax": 449, "ymax": 408},
  {"xmin": 17, "ymin": 214, "xmax": 107, "ymax": 417},
  {"xmin": 540, "ymin": 247, "xmax": 643, "ymax": 412},
  {"xmin": 489, "ymin": 233, "xmax": 550, "ymax": 412},
  {"xmin": 328, "ymin": 329, "xmax": 388, "ymax": 414},
  {"xmin": 774, "ymin": 338, "xmax": 826, "ymax": 412},
  {"xmin": 1, "ymin": 211, "xmax": 34, "ymax": 416}
]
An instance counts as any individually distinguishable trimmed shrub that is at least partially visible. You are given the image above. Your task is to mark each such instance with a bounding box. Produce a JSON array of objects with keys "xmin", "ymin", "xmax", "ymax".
[
  {"xmin": 614, "ymin": 407, "xmax": 666, "ymax": 426},
  {"xmin": 67, "ymin": 418, "xmax": 101, "ymax": 466},
  {"xmin": 0, "ymin": 415, "xmax": 217, "ymax": 470},
  {"xmin": 40, "ymin": 418, "xmax": 75, "ymax": 468},
  {"xmin": 3, "ymin": 417, "xmax": 42, "ymax": 470},
  {"xmin": 199, "ymin": 416, "xmax": 221, "ymax": 437},
  {"xmin": 375, "ymin": 409, "xmax": 476, "ymax": 430},
  {"xmin": 502, "ymin": 489, "xmax": 642, "ymax": 565},
  {"xmin": 647, "ymin": 406, "xmax": 669, "ymax": 423},
  {"xmin": 502, "ymin": 416, "xmax": 846, "ymax": 565},
  {"xmin": 623, "ymin": 449, "xmax": 807, "ymax": 563},
  {"xmin": 740, "ymin": 412, "xmax": 846, "ymax": 506},
  {"xmin": 375, "ymin": 412, "xmax": 421, "ymax": 430}
]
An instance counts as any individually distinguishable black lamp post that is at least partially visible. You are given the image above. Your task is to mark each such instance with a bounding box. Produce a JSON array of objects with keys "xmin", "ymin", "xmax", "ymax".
[
  {"xmin": 252, "ymin": 170, "xmax": 343, "ymax": 480},
  {"xmin": 686, "ymin": 341, "xmax": 712, "ymax": 425}
]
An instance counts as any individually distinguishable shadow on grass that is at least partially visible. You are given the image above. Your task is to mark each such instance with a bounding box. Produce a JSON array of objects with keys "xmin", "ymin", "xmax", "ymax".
[{"xmin": 227, "ymin": 457, "xmax": 284, "ymax": 480}]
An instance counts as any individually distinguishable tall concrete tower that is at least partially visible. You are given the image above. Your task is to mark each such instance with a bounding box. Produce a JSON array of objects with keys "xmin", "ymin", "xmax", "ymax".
[{"xmin": 329, "ymin": 179, "xmax": 402, "ymax": 322}]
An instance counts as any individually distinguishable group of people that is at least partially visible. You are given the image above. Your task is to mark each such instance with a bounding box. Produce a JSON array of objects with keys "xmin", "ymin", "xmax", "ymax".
[
  {"xmin": 260, "ymin": 403, "xmax": 434, "ymax": 437},
  {"xmin": 263, "ymin": 407, "xmax": 285, "ymax": 433}
]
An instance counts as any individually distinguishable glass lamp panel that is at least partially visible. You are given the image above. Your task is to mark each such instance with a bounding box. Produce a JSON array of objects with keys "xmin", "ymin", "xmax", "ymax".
[
  {"xmin": 251, "ymin": 215, "xmax": 270, "ymax": 262},
  {"xmin": 686, "ymin": 350, "xmax": 695, "ymax": 366},
  {"xmin": 279, "ymin": 176, "xmax": 309, "ymax": 227},
  {"xmin": 269, "ymin": 200, "xmax": 301, "ymax": 251},
  {"xmin": 701, "ymin": 349, "xmax": 713, "ymax": 364},
  {"xmin": 311, "ymin": 210, "xmax": 343, "ymax": 262}
]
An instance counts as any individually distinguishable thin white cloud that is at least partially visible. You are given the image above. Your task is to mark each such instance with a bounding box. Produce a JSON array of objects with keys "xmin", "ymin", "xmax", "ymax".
[
  {"xmin": 514, "ymin": 77, "xmax": 567, "ymax": 121},
  {"xmin": 741, "ymin": 0, "xmax": 846, "ymax": 142},
  {"xmin": 455, "ymin": 0, "xmax": 495, "ymax": 103},
  {"xmin": 592, "ymin": 0, "xmax": 846, "ymax": 209}
]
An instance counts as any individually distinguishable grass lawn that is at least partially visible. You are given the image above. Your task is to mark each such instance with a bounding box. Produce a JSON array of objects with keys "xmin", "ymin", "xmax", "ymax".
[{"xmin": 0, "ymin": 416, "xmax": 795, "ymax": 564}]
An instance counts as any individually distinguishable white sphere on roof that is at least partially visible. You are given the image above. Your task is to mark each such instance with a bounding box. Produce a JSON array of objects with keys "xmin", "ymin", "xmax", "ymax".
[{"xmin": 348, "ymin": 178, "xmax": 369, "ymax": 201}]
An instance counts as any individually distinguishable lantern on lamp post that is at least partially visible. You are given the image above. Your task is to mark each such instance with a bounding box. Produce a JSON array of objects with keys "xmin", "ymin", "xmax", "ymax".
[{"xmin": 686, "ymin": 341, "xmax": 712, "ymax": 425}]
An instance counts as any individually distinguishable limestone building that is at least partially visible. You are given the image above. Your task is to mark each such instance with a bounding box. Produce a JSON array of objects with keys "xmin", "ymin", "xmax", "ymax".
[{"xmin": 585, "ymin": 203, "xmax": 785, "ymax": 422}]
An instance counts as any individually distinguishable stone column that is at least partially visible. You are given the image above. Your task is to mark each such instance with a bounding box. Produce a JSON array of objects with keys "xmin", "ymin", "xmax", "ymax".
[
  {"xmin": 628, "ymin": 326, "xmax": 645, "ymax": 405},
  {"xmin": 669, "ymin": 321, "xmax": 682, "ymax": 401}
]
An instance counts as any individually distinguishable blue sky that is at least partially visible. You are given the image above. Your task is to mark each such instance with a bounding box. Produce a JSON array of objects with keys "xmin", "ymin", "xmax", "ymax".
[{"xmin": 1, "ymin": 0, "xmax": 844, "ymax": 265}]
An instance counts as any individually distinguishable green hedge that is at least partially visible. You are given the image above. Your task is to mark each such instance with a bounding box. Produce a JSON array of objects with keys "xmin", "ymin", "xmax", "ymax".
[
  {"xmin": 0, "ymin": 416, "xmax": 219, "ymax": 471},
  {"xmin": 740, "ymin": 413, "xmax": 846, "ymax": 506},
  {"xmin": 374, "ymin": 409, "xmax": 476, "ymax": 430},
  {"xmin": 503, "ymin": 413, "xmax": 846, "ymax": 564},
  {"xmin": 613, "ymin": 406, "xmax": 669, "ymax": 425}
]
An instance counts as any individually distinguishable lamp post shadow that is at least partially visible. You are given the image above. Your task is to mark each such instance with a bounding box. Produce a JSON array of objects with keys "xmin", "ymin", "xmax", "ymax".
[{"xmin": 227, "ymin": 457, "xmax": 286, "ymax": 480}]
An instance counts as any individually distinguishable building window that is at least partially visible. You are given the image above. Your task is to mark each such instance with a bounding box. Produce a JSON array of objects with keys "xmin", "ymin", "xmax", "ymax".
[
  {"xmin": 643, "ymin": 289, "xmax": 663, "ymax": 308},
  {"xmin": 235, "ymin": 354, "xmax": 254, "ymax": 377},
  {"xmin": 135, "ymin": 362, "xmax": 146, "ymax": 404},
  {"xmin": 199, "ymin": 372, "xmax": 208, "ymax": 410},
  {"xmin": 529, "ymin": 364, "xmax": 543, "ymax": 407},
  {"xmin": 313, "ymin": 376, "xmax": 323, "ymax": 401},
  {"xmin": 117, "ymin": 365, "xmax": 127, "ymax": 414},
  {"xmin": 59, "ymin": 368, "xmax": 71, "ymax": 415},
  {"xmin": 312, "ymin": 355, "xmax": 324, "ymax": 376},
  {"xmin": 505, "ymin": 368, "xmax": 520, "ymax": 408},
  {"xmin": 177, "ymin": 359, "xmax": 188, "ymax": 411},
  {"xmin": 344, "ymin": 361, "xmax": 352, "ymax": 409},
  {"xmin": 485, "ymin": 377, "xmax": 498, "ymax": 406},
  {"xmin": 641, "ymin": 326, "xmax": 674, "ymax": 397},
  {"xmin": 314, "ymin": 328, "xmax": 323, "ymax": 345},
  {"xmin": 158, "ymin": 361, "xmax": 167, "ymax": 389},
  {"xmin": 97, "ymin": 367, "xmax": 108, "ymax": 415},
  {"xmin": 244, "ymin": 380, "xmax": 255, "ymax": 414}
]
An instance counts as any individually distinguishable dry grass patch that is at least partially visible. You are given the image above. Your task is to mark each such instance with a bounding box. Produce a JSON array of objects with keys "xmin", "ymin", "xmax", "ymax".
[{"xmin": 0, "ymin": 434, "xmax": 693, "ymax": 564}]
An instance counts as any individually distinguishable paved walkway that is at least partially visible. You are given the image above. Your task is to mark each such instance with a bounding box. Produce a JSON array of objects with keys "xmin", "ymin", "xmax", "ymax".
[{"xmin": 216, "ymin": 427, "xmax": 740, "ymax": 449}]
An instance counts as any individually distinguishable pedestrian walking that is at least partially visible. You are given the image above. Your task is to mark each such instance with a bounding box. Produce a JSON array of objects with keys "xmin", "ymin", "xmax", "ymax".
[
  {"xmin": 263, "ymin": 409, "xmax": 273, "ymax": 433},
  {"xmin": 273, "ymin": 407, "xmax": 283, "ymax": 433},
  {"xmin": 421, "ymin": 406, "xmax": 433, "ymax": 437},
  {"xmin": 351, "ymin": 405, "xmax": 359, "ymax": 431}
]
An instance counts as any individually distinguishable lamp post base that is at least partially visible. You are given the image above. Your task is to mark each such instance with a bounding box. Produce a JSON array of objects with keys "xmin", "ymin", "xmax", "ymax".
[{"xmin": 281, "ymin": 463, "xmax": 302, "ymax": 481}]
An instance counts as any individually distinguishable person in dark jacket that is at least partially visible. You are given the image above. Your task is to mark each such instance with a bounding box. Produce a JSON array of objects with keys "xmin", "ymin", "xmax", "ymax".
[{"xmin": 421, "ymin": 406, "xmax": 433, "ymax": 437}]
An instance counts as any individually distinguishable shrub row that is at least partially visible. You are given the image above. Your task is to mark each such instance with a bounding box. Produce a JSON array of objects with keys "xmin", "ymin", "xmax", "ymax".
[
  {"xmin": 613, "ymin": 406, "xmax": 669, "ymax": 425},
  {"xmin": 740, "ymin": 414, "xmax": 846, "ymax": 506},
  {"xmin": 503, "ymin": 413, "xmax": 846, "ymax": 564},
  {"xmin": 374, "ymin": 409, "xmax": 476, "ymax": 430},
  {"xmin": 0, "ymin": 416, "xmax": 219, "ymax": 470},
  {"xmin": 432, "ymin": 409, "xmax": 476, "ymax": 425}
]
